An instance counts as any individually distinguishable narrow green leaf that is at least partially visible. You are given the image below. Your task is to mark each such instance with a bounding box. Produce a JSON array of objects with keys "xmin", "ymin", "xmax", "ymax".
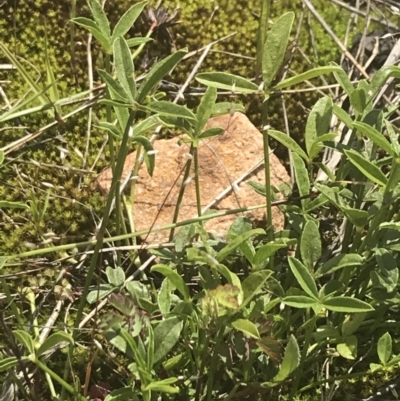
[
  {"xmin": 315, "ymin": 254, "xmax": 363, "ymax": 278},
  {"xmin": 274, "ymin": 66, "xmax": 342, "ymax": 90},
  {"xmin": 266, "ymin": 335, "xmax": 300, "ymax": 386},
  {"xmin": 288, "ymin": 257, "xmax": 319, "ymax": 299},
  {"xmin": 153, "ymin": 317, "xmax": 183, "ymax": 364},
  {"xmin": 72, "ymin": 17, "xmax": 111, "ymax": 52},
  {"xmin": 349, "ymin": 87, "xmax": 367, "ymax": 114},
  {"xmin": 95, "ymin": 122, "xmax": 123, "ymax": 139},
  {"xmin": 308, "ymin": 133, "xmax": 338, "ymax": 160},
  {"xmin": 211, "ymin": 102, "xmax": 245, "ymax": 116},
  {"xmin": 132, "ymin": 135, "xmax": 155, "ymax": 176},
  {"xmin": 305, "ymin": 96, "xmax": 333, "ymax": 157},
  {"xmin": 198, "ymin": 127, "xmax": 224, "ymax": 139},
  {"xmin": 147, "ymin": 324, "xmax": 154, "ymax": 370},
  {"xmin": 333, "ymin": 103, "xmax": 354, "ymax": 128},
  {"xmin": 105, "ymin": 387, "xmax": 136, "ymax": 401},
  {"xmin": 126, "ymin": 37, "xmax": 153, "ymax": 47},
  {"xmin": 300, "ymin": 220, "xmax": 321, "ymax": 271},
  {"xmin": 377, "ymin": 332, "xmax": 392, "ymax": 366},
  {"xmin": 0, "ymin": 41, "xmax": 49, "ymax": 108},
  {"xmin": 0, "ymin": 201, "xmax": 29, "ymax": 209},
  {"xmin": 98, "ymin": 69, "xmax": 129, "ymax": 101},
  {"xmin": 151, "ymin": 264, "xmax": 190, "ymax": 301},
  {"xmin": 133, "ymin": 115, "xmax": 160, "ymax": 136},
  {"xmin": 241, "ymin": 270, "xmax": 272, "ymax": 308},
  {"xmin": 322, "ymin": 297, "xmax": 374, "ymax": 312},
  {"xmin": 13, "ymin": 330, "xmax": 35, "ymax": 354},
  {"xmin": 112, "ymin": 1, "xmax": 148, "ymax": 39},
  {"xmin": 268, "ymin": 130, "xmax": 308, "ymax": 160},
  {"xmin": 231, "ymin": 319, "xmax": 260, "ymax": 339},
  {"xmin": 196, "ymin": 72, "xmax": 259, "ymax": 94},
  {"xmin": 342, "ymin": 207, "xmax": 368, "ymax": 227},
  {"xmin": 253, "ymin": 243, "xmax": 288, "ymax": 266},
  {"xmin": 113, "ymin": 36, "xmax": 136, "ymax": 102},
  {"xmin": 341, "ymin": 313, "xmax": 366, "ymax": 336},
  {"xmin": 385, "ymin": 120, "xmax": 400, "ymax": 155},
  {"xmin": 144, "ymin": 378, "xmax": 179, "ymax": 393},
  {"xmin": 88, "ymin": 0, "xmax": 110, "ymax": 37},
  {"xmin": 37, "ymin": 332, "xmax": 74, "ymax": 357},
  {"xmin": 0, "ymin": 357, "xmax": 18, "ymax": 372},
  {"xmin": 352, "ymin": 121, "xmax": 394, "ymax": 156},
  {"xmin": 331, "ymin": 62, "xmax": 354, "ymax": 96},
  {"xmin": 137, "ymin": 49, "xmax": 187, "ymax": 103},
  {"xmin": 344, "ymin": 149, "xmax": 388, "ymax": 186},
  {"xmin": 196, "ymin": 86, "xmax": 217, "ymax": 132},
  {"xmin": 291, "ymin": 152, "xmax": 310, "ymax": 210},
  {"xmin": 146, "ymin": 101, "xmax": 197, "ymax": 121},
  {"xmin": 282, "ymin": 295, "xmax": 318, "ymax": 308},
  {"xmin": 158, "ymin": 278, "xmax": 173, "ymax": 315},
  {"xmin": 262, "ymin": 12, "xmax": 294, "ymax": 88},
  {"xmin": 216, "ymin": 229, "xmax": 265, "ymax": 262}
]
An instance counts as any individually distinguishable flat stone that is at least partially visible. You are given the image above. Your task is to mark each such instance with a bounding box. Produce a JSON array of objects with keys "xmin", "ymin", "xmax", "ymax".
[{"xmin": 96, "ymin": 112, "xmax": 291, "ymax": 243}]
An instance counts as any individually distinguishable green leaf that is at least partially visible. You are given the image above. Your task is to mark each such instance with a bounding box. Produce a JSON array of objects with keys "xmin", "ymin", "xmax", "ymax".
[
  {"xmin": 344, "ymin": 149, "xmax": 388, "ymax": 186},
  {"xmin": 268, "ymin": 130, "xmax": 308, "ymax": 160},
  {"xmin": 322, "ymin": 297, "xmax": 374, "ymax": 313},
  {"xmin": 147, "ymin": 324, "xmax": 154, "ymax": 370},
  {"xmin": 13, "ymin": 330, "xmax": 35, "ymax": 354},
  {"xmin": 253, "ymin": 243, "xmax": 288, "ymax": 266},
  {"xmin": 274, "ymin": 66, "xmax": 342, "ymax": 90},
  {"xmin": 198, "ymin": 127, "xmax": 224, "ymax": 139},
  {"xmin": 132, "ymin": 135, "xmax": 155, "ymax": 176},
  {"xmin": 231, "ymin": 318, "xmax": 260, "ymax": 339},
  {"xmin": 342, "ymin": 207, "xmax": 368, "ymax": 227},
  {"xmin": 104, "ymin": 387, "xmax": 136, "ymax": 401},
  {"xmin": 113, "ymin": 36, "xmax": 136, "ymax": 102},
  {"xmin": 377, "ymin": 332, "xmax": 392, "ymax": 366},
  {"xmin": 146, "ymin": 101, "xmax": 197, "ymax": 121},
  {"xmin": 87, "ymin": 284, "xmax": 114, "ymax": 303},
  {"xmin": 196, "ymin": 72, "xmax": 259, "ymax": 94},
  {"xmin": 333, "ymin": 103, "xmax": 354, "ymax": 128},
  {"xmin": 341, "ymin": 313, "xmax": 366, "ymax": 336},
  {"xmin": 216, "ymin": 229, "xmax": 265, "ymax": 262},
  {"xmin": 241, "ymin": 270, "xmax": 272, "ymax": 308},
  {"xmin": 153, "ymin": 317, "xmax": 183, "ymax": 364},
  {"xmin": 211, "ymin": 102, "xmax": 245, "ymax": 116},
  {"xmin": 385, "ymin": 120, "xmax": 400, "ymax": 155},
  {"xmin": 0, "ymin": 149, "xmax": 4, "ymax": 165},
  {"xmin": 266, "ymin": 335, "xmax": 300, "ymax": 386},
  {"xmin": 349, "ymin": 88, "xmax": 367, "ymax": 114},
  {"xmin": 315, "ymin": 254, "xmax": 363, "ymax": 278},
  {"xmin": 291, "ymin": 152, "xmax": 310, "ymax": 210},
  {"xmin": 72, "ymin": 17, "xmax": 111, "ymax": 52},
  {"xmin": 262, "ymin": 12, "xmax": 294, "ymax": 88},
  {"xmin": 353, "ymin": 121, "xmax": 394, "ymax": 156},
  {"xmin": 126, "ymin": 37, "xmax": 153, "ymax": 47},
  {"xmin": 98, "ymin": 69, "xmax": 130, "ymax": 101},
  {"xmin": 331, "ymin": 62, "xmax": 354, "ymax": 96},
  {"xmin": 300, "ymin": 220, "xmax": 321, "ymax": 271},
  {"xmin": 133, "ymin": 115, "xmax": 160, "ymax": 136},
  {"xmin": 137, "ymin": 49, "xmax": 187, "ymax": 103},
  {"xmin": 158, "ymin": 277, "xmax": 173, "ymax": 315},
  {"xmin": 106, "ymin": 266, "xmax": 125, "ymax": 287},
  {"xmin": 371, "ymin": 248, "xmax": 399, "ymax": 293},
  {"xmin": 196, "ymin": 86, "xmax": 217, "ymax": 132},
  {"xmin": 288, "ymin": 257, "xmax": 319, "ymax": 299},
  {"xmin": 143, "ymin": 378, "xmax": 179, "ymax": 394},
  {"xmin": 0, "ymin": 356, "xmax": 18, "ymax": 372},
  {"xmin": 151, "ymin": 264, "xmax": 190, "ymax": 301},
  {"xmin": 88, "ymin": 0, "xmax": 110, "ymax": 37},
  {"xmin": 0, "ymin": 201, "xmax": 29, "ymax": 209},
  {"xmin": 337, "ymin": 335, "xmax": 357, "ymax": 360},
  {"xmin": 282, "ymin": 295, "xmax": 318, "ymax": 308},
  {"xmin": 308, "ymin": 133, "xmax": 338, "ymax": 160},
  {"xmin": 37, "ymin": 332, "xmax": 74, "ymax": 357},
  {"xmin": 95, "ymin": 122, "xmax": 123, "ymax": 139},
  {"xmin": 112, "ymin": 1, "xmax": 147, "ymax": 40},
  {"xmin": 305, "ymin": 96, "xmax": 333, "ymax": 158}
]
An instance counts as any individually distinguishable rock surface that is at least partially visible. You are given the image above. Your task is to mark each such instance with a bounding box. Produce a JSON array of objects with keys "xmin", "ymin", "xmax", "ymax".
[{"xmin": 96, "ymin": 112, "xmax": 291, "ymax": 243}]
